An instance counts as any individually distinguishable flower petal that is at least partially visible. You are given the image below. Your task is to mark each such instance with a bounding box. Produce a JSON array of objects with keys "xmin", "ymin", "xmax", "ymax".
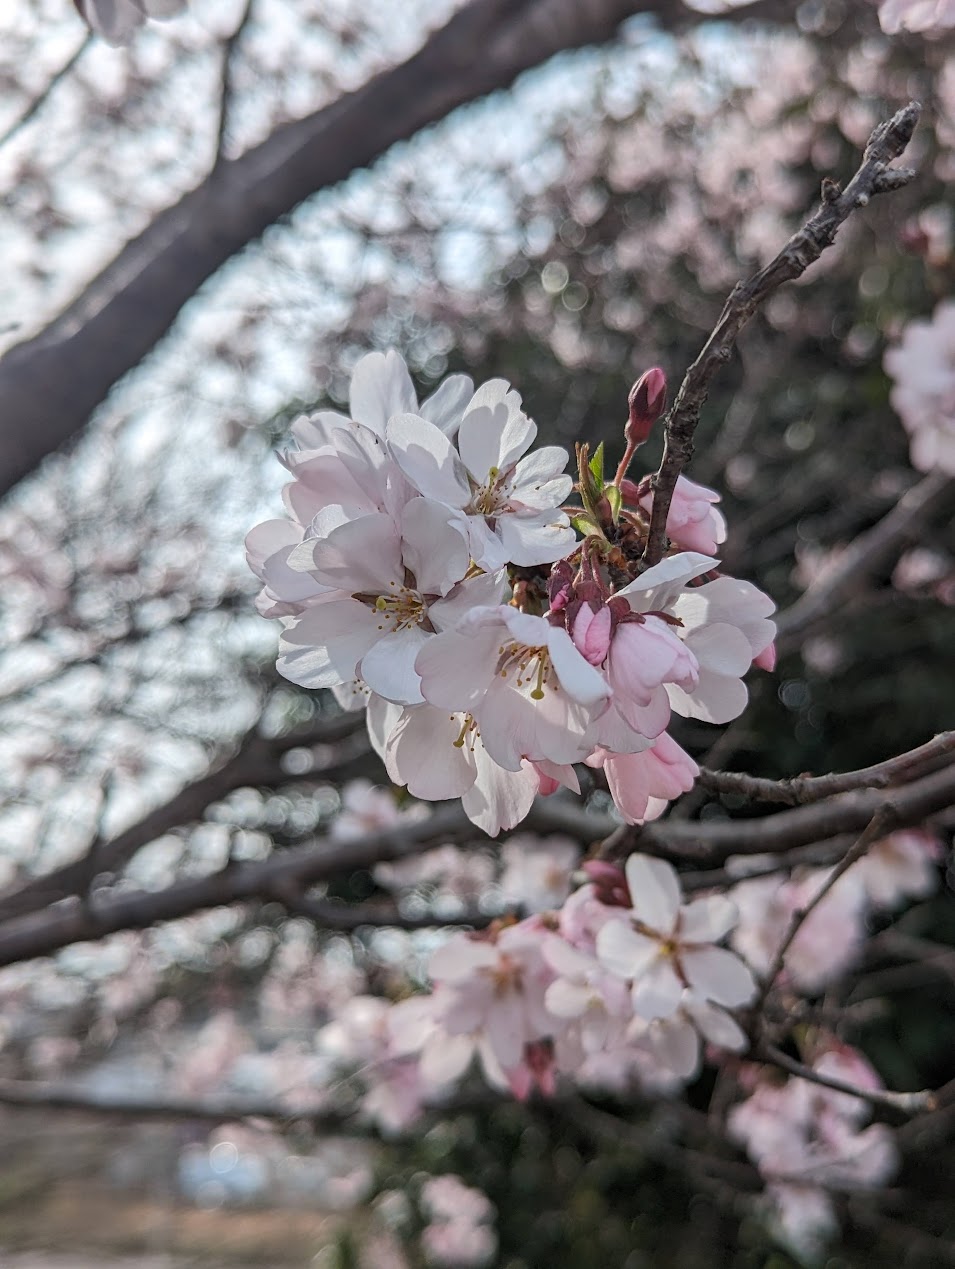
[
  {"xmin": 681, "ymin": 946, "xmax": 757, "ymax": 1007},
  {"xmin": 625, "ymin": 855, "xmax": 682, "ymax": 933}
]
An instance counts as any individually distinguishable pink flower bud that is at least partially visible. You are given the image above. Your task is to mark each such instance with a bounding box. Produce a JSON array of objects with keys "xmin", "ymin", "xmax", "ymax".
[{"xmin": 626, "ymin": 367, "xmax": 667, "ymax": 446}]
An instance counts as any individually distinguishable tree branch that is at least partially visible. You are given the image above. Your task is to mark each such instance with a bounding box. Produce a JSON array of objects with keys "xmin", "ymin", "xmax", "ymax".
[
  {"xmin": 0, "ymin": 0, "xmax": 791, "ymax": 499},
  {"xmin": 0, "ymin": 711, "xmax": 364, "ymax": 921},
  {"xmin": 758, "ymin": 1042, "xmax": 937, "ymax": 1117},
  {"xmin": 776, "ymin": 469, "xmax": 955, "ymax": 651},
  {"xmin": 641, "ymin": 100, "xmax": 922, "ymax": 569},
  {"xmin": 697, "ymin": 731, "xmax": 955, "ymax": 806}
]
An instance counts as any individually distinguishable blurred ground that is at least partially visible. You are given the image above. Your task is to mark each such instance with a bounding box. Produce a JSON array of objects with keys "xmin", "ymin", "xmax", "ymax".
[{"xmin": 0, "ymin": 1111, "xmax": 355, "ymax": 1266}]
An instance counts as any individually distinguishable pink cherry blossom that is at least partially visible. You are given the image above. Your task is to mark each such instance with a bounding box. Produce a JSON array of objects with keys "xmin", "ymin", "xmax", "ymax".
[
  {"xmin": 846, "ymin": 828, "xmax": 941, "ymax": 910},
  {"xmin": 878, "ymin": 0, "xmax": 955, "ymax": 32},
  {"xmin": 885, "ymin": 300, "xmax": 955, "ymax": 474},
  {"xmin": 638, "ymin": 475, "xmax": 728, "ymax": 555},
  {"xmin": 730, "ymin": 869, "xmax": 865, "ymax": 993},
  {"xmin": 499, "ymin": 834, "xmax": 580, "ymax": 912},
  {"xmin": 589, "ymin": 731, "xmax": 699, "ymax": 824}
]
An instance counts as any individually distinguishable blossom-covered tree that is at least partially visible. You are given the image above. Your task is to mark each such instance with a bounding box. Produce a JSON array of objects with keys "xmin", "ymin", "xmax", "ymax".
[{"xmin": 1, "ymin": 2, "xmax": 955, "ymax": 1267}]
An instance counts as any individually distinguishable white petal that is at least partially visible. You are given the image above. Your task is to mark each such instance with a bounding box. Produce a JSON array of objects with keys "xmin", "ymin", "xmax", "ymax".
[
  {"xmin": 309, "ymin": 513, "xmax": 402, "ymax": 592},
  {"xmin": 359, "ymin": 628, "xmax": 429, "ymax": 705},
  {"xmin": 349, "ymin": 350, "xmax": 417, "ymax": 434},
  {"xmin": 679, "ymin": 895, "xmax": 738, "ymax": 944},
  {"xmin": 625, "ymin": 855, "xmax": 682, "ymax": 933},
  {"xmin": 595, "ymin": 921, "xmax": 659, "ymax": 980},
  {"xmin": 461, "ymin": 751, "xmax": 537, "ymax": 836},
  {"xmin": 459, "ymin": 380, "xmax": 535, "ymax": 478},
  {"xmin": 647, "ymin": 1016, "xmax": 700, "ymax": 1078},
  {"xmin": 496, "ymin": 512, "xmax": 578, "ymax": 567},
  {"xmin": 419, "ymin": 374, "xmax": 475, "ymax": 436},
  {"xmin": 546, "ymin": 627, "xmax": 611, "ymax": 705},
  {"xmin": 666, "ymin": 672, "xmax": 749, "ymax": 725},
  {"xmin": 278, "ymin": 598, "xmax": 377, "ymax": 688},
  {"xmin": 545, "ymin": 979, "xmax": 595, "ymax": 1019},
  {"xmin": 386, "ymin": 706, "xmax": 475, "ymax": 800},
  {"xmin": 387, "ymin": 413, "xmax": 470, "ymax": 508},
  {"xmin": 420, "ymin": 1032, "xmax": 475, "ymax": 1086},
  {"xmin": 684, "ymin": 998, "xmax": 748, "ymax": 1052},
  {"xmin": 681, "ymin": 946, "xmax": 757, "ymax": 1007},
  {"xmin": 632, "ymin": 957, "xmax": 684, "ymax": 1020},
  {"xmin": 400, "ymin": 497, "xmax": 470, "ymax": 595}
]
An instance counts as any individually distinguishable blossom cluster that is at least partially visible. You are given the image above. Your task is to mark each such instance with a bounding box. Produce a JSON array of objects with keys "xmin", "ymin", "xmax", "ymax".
[
  {"xmin": 389, "ymin": 853, "xmax": 758, "ymax": 1096},
  {"xmin": 885, "ymin": 299, "xmax": 955, "ymax": 476},
  {"xmin": 729, "ymin": 1045, "xmax": 898, "ymax": 1261},
  {"xmin": 248, "ymin": 351, "xmax": 776, "ymax": 835}
]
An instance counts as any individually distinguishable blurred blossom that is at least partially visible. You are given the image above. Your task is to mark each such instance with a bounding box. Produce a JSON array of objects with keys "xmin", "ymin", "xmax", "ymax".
[{"xmin": 885, "ymin": 300, "xmax": 955, "ymax": 475}]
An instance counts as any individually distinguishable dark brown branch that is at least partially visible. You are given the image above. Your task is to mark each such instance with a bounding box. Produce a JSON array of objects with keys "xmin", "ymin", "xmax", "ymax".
[
  {"xmin": 698, "ymin": 731, "xmax": 955, "ymax": 806},
  {"xmin": 0, "ymin": 1078, "xmax": 334, "ymax": 1127},
  {"xmin": 641, "ymin": 100, "xmax": 922, "ymax": 569},
  {"xmin": 776, "ymin": 470, "xmax": 955, "ymax": 651},
  {"xmin": 0, "ymin": 711, "xmax": 364, "ymax": 921},
  {"xmin": 0, "ymin": 757, "xmax": 951, "ymax": 967},
  {"xmin": 612, "ymin": 758, "xmax": 955, "ymax": 862},
  {"xmin": 0, "ymin": 803, "xmax": 481, "ymax": 966},
  {"xmin": 0, "ymin": 0, "xmax": 792, "ymax": 499},
  {"xmin": 269, "ymin": 889, "xmax": 497, "ymax": 931}
]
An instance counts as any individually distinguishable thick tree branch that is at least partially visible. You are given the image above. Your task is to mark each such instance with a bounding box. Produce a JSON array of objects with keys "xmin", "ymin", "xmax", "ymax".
[
  {"xmin": 0, "ymin": 759, "xmax": 952, "ymax": 966},
  {"xmin": 0, "ymin": 711, "xmax": 364, "ymax": 921},
  {"xmin": 641, "ymin": 100, "xmax": 922, "ymax": 568},
  {"xmin": 0, "ymin": 0, "xmax": 790, "ymax": 499}
]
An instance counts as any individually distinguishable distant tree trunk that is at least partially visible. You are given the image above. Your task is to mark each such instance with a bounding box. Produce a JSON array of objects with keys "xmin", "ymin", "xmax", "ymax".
[{"xmin": 0, "ymin": 0, "xmax": 786, "ymax": 499}]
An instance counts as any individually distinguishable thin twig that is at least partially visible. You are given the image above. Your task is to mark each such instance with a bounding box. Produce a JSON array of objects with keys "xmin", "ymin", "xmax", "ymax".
[
  {"xmin": 0, "ymin": 32, "xmax": 93, "ymax": 153},
  {"xmin": 642, "ymin": 101, "xmax": 922, "ymax": 569},
  {"xmin": 776, "ymin": 469, "xmax": 955, "ymax": 651},
  {"xmin": 759, "ymin": 1043, "xmax": 936, "ymax": 1117},
  {"xmin": 698, "ymin": 731, "xmax": 955, "ymax": 806},
  {"xmin": 752, "ymin": 806, "xmax": 897, "ymax": 1011}
]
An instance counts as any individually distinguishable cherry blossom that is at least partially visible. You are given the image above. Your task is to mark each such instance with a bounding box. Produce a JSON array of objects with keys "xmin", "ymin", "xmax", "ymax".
[
  {"xmin": 415, "ymin": 605, "xmax": 610, "ymax": 770},
  {"xmin": 884, "ymin": 300, "xmax": 955, "ymax": 475},
  {"xmin": 386, "ymin": 381, "xmax": 576, "ymax": 568},
  {"xmin": 637, "ymin": 475, "xmax": 728, "ymax": 555},
  {"xmin": 278, "ymin": 501, "xmax": 501, "ymax": 704},
  {"xmin": 878, "ymin": 0, "xmax": 955, "ymax": 32},
  {"xmin": 729, "ymin": 1044, "xmax": 898, "ymax": 1261},
  {"xmin": 499, "ymin": 834, "xmax": 580, "ymax": 912},
  {"xmin": 595, "ymin": 854, "xmax": 756, "ymax": 1020},
  {"xmin": 730, "ymin": 869, "xmax": 866, "ymax": 993}
]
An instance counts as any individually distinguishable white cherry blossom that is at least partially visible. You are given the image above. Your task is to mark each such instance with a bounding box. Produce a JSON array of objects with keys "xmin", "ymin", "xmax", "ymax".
[
  {"xmin": 278, "ymin": 501, "xmax": 503, "ymax": 704},
  {"xmin": 416, "ymin": 605, "xmax": 610, "ymax": 771},
  {"xmin": 386, "ymin": 382, "xmax": 576, "ymax": 568},
  {"xmin": 596, "ymin": 854, "xmax": 756, "ymax": 1020}
]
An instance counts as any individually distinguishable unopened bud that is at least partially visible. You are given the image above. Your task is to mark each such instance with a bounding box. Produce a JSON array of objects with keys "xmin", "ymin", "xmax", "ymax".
[
  {"xmin": 618, "ymin": 477, "xmax": 641, "ymax": 506},
  {"xmin": 626, "ymin": 367, "xmax": 667, "ymax": 446}
]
